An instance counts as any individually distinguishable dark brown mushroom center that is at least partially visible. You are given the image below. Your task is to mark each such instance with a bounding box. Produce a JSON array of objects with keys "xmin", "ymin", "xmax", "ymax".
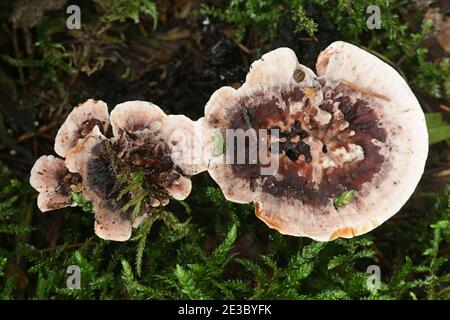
[
  {"xmin": 77, "ymin": 118, "xmax": 106, "ymax": 138},
  {"xmin": 86, "ymin": 132, "xmax": 187, "ymax": 215},
  {"xmin": 271, "ymin": 120, "xmax": 312, "ymax": 162},
  {"xmin": 117, "ymin": 133, "xmax": 184, "ymax": 189},
  {"xmin": 87, "ymin": 140, "xmax": 118, "ymax": 199},
  {"xmin": 222, "ymin": 83, "xmax": 387, "ymax": 207},
  {"xmin": 55, "ymin": 169, "xmax": 81, "ymax": 197}
]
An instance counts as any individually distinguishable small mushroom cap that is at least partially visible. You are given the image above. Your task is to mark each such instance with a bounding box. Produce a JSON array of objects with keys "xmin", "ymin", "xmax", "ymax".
[
  {"xmin": 55, "ymin": 99, "xmax": 109, "ymax": 157},
  {"xmin": 204, "ymin": 44, "xmax": 428, "ymax": 241},
  {"xmin": 164, "ymin": 173, "xmax": 192, "ymax": 201},
  {"xmin": 94, "ymin": 207, "xmax": 131, "ymax": 242},
  {"xmin": 110, "ymin": 100, "xmax": 166, "ymax": 137},
  {"xmin": 65, "ymin": 127, "xmax": 132, "ymax": 241},
  {"xmin": 162, "ymin": 115, "xmax": 209, "ymax": 176},
  {"xmin": 29, "ymin": 155, "xmax": 73, "ymax": 212}
]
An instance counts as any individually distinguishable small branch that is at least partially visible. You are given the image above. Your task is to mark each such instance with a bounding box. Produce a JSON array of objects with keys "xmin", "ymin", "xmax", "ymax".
[
  {"xmin": 11, "ymin": 26, "xmax": 25, "ymax": 93},
  {"xmin": 40, "ymin": 242, "xmax": 90, "ymax": 253},
  {"xmin": 395, "ymin": 30, "xmax": 439, "ymax": 68},
  {"xmin": 0, "ymin": 122, "xmax": 57, "ymax": 151}
]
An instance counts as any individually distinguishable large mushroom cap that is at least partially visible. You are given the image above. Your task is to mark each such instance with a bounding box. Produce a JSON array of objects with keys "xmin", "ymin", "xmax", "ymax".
[
  {"xmin": 203, "ymin": 42, "xmax": 428, "ymax": 241},
  {"xmin": 55, "ymin": 99, "xmax": 109, "ymax": 157}
]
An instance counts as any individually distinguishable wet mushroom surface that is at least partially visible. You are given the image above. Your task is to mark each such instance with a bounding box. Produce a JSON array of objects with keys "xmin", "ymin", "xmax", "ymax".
[{"xmin": 204, "ymin": 41, "xmax": 428, "ymax": 241}]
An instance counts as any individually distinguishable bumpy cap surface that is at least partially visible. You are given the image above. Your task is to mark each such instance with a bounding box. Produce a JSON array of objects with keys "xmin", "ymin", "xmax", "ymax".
[
  {"xmin": 203, "ymin": 42, "xmax": 428, "ymax": 241},
  {"xmin": 63, "ymin": 101, "xmax": 204, "ymax": 241}
]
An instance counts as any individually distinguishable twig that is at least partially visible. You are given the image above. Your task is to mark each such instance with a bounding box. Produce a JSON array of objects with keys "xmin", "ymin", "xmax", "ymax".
[
  {"xmin": 0, "ymin": 122, "xmax": 57, "ymax": 151},
  {"xmin": 395, "ymin": 30, "xmax": 439, "ymax": 67},
  {"xmin": 438, "ymin": 104, "xmax": 450, "ymax": 114},
  {"xmin": 236, "ymin": 42, "xmax": 251, "ymax": 55},
  {"xmin": 40, "ymin": 242, "xmax": 87, "ymax": 252},
  {"xmin": 11, "ymin": 26, "xmax": 25, "ymax": 93}
]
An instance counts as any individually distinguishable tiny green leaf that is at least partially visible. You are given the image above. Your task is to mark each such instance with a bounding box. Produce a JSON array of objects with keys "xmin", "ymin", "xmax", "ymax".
[
  {"xmin": 70, "ymin": 191, "xmax": 93, "ymax": 213},
  {"xmin": 212, "ymin": 133, "xmax": 225, "ymax": 155},
  {"xmin": 334, "ymin": 190, "xmax": 355, "ymax": 208},
  {"xmin": 425, "ymin": 112, "xmax": 450, "ymax": 144}
]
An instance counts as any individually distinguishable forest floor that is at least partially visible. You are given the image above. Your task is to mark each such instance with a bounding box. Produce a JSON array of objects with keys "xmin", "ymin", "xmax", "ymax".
[{"xmin": 0, "ymin": 0, "xmax": 449, "ymax": 299}]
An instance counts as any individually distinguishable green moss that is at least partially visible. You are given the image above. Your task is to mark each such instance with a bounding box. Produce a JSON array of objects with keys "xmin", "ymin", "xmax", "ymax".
[
  {"xmin": 70, "ymin": 192, "xmax": 93, "ymax": 213},
  {"xmin": 334, "ymin": 190, "xmax": 356, "ymax": 208},
  {"xmin": 0, "ymin": 0, "xmax": 448, "ymax": 300},
  {"xmin": 95, "ymin": 0, "xmax": 158, "ymax": 27},
  {"xmin": 200, "ymin": 0, "xmax": 449, "ymax": 98}
]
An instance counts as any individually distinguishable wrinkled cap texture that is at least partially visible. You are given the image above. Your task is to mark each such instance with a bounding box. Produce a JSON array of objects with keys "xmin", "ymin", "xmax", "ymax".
[
  {"xmin": 203, "ymin": 41, "xmax": 428, "ymax": 241},
  {"xmin": 63, "ymin": 101, "xmax": 202, "ymax": 241},
  {"xmin": 110, "ymin": 101, "xmax": 208, "ymax": 177},
  {"xmin": 31, "ymin": 99, "xmax": 203, "ymax": 241},
  {"xmin": 65, "ymin": 127, "xmax": 133, "ymax": 241}
]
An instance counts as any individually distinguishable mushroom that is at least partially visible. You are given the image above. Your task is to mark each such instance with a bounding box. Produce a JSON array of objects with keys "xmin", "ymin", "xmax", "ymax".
[
  {"xmin": 109, "ymin": 101, "xmax": 207, "ymax": 200},
  {"xmin": 65, "ymin": 126, "xmax": 133, "ymax": 241},
  {"xmin": 203, "ymin": 41, "xmax": 428, "ymax": 241},
  {"xmin": 29, "ymin": 155, "xmax": 80, "ymax": 212},
  {"xmin": 31, "ymin": 97, "xmax": 205, "ymax": 241},
  {"xmin": 30, "ymin": 99, "xmax": 108, "ymax": 214},
  {"xmin": 63, "ymin": 101, "xmax": 204, "ymax": 241},
  {"xmin": 55, "ymin": 99, "xmax": 109, "ymax": 157}
]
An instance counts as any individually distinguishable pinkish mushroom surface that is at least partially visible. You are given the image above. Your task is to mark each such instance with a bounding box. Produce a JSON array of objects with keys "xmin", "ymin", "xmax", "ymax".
[
  {"xmin": 62, "ymin": 101, "xmax": 203, "ymax": 241},
  {"xmin": 29, "ymin": 155, "xmax": 80, "ymax": 212},
  {"xmin": 55, "ymin": 99, "xmax": 109, "ymax": 157},
  {"xmin": 109, "ymin": 101, "xmax": 205, "ymax": 200},
  {"xmin": 31, "ymin": 98, "xmax": 204, "ymax": 241},
  {"xmin": 65, "ymin": 127, "xmax": 133, "ymax": 241},
  {"xmin": 203, "ymin": 41, "xmax": 428, "ymax": 241}
]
